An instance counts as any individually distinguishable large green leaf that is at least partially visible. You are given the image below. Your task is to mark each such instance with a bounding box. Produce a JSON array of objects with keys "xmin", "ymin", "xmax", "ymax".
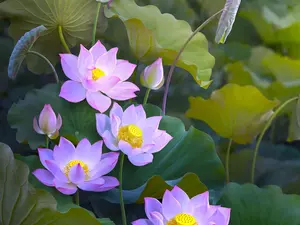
[
  {"xmin": 0, "ymin": 142, "xmax": 102, "ymax": 224},
  {"xmin": 0, "ymin": 0, "xmax": 98, "ymax": 74},
  {"xmin": 105, "ymin": 0, "xmax": 215, "ymax": 87},
  {"xmin": 218, "ymin": 183, "xmax": 300, "ymax": 225},
  {"xmin": 8, "ymin": 84, "xmax": 99, "ymax": 149}
]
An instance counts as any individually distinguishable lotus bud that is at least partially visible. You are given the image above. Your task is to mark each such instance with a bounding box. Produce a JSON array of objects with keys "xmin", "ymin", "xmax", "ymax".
[
  {"xmin": 140, "ymin": 58, "xmax": 164, "ymax": 90},
  {"xmin": 33, "ymin": 104, "xmax": 62, "ymax": 139}
]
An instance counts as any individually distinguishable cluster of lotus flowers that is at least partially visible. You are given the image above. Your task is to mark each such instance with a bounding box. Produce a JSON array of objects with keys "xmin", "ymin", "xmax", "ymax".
[{"xmin": 32, "ymin": 41, "xmax": 231, "ymax": 225}]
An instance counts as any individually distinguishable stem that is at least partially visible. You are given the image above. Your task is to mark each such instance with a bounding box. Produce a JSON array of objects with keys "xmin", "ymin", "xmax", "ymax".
[
  {"xmin": 27, "ymin": 51, "xmax": 59, "ymax": 83},
  {"xmin": 92, "ymin": 2, "xmax": 102, "ymax": 45},
  {"xmin": 161, "ymin": 9, "xmax": 223, "ymax": 115},
  {"xmin": 58, "ymin": 25, "xmax": 71, "ymax": 53},
  {"xmin": 225, "ymin": 138, "xmax": 233, "ymax": 183},
  {"xmin": 143, "ymin": 89, "xmax": 151, "ymax": 105},
  {"xmin": 74, "ymin": 191, "xmax": 80, "ymax": 205},
  {"xmin": 119, "ymin": 153, "xmax": 127, "ymax": 225},
  {"xmin": 45, "ymin": 136, "xmax": 49, "ymax": 148},
  {"xmin": 250, "ymin": 96, "xmax": 299, "ymax": 183}
]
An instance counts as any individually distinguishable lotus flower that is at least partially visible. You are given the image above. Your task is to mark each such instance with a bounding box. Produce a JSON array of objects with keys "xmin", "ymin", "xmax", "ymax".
[
  {"xmin": 33, "ymin": 137, "xmax": 119, "ymax": 195},
  {"xmin": 140, "ymin": 58, "xmax": 164, "ymax": 90},
  {"xmin": 132, "ymin": 186, "xmax": 231, "ymax": 225},
  {"xmin": 96, "ymin": 103, "xmax": 172, "ymax": 166},
  {"xmin": 59, "ymin": 41, "xmax": 139, "ymax": 113},
  {"xmin": 33, "ymin": 104, "xmax": 62, "ymax": 139}
]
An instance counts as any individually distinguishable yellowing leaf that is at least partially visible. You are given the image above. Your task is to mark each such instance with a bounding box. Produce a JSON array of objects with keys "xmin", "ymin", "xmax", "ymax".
[
  {"xmin": 105, "ymin": 0, "xmax": 215, "ymax": 87},
  {"xmin": 185, "ymin": 84, "xmax": 279, "ymax": 144},
  {"xmin": 0, "ymin": 0, "xmax": 97, "ymax": 74}
]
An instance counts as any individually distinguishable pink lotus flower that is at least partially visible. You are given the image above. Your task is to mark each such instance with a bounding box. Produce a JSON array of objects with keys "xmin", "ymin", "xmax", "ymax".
[
  {"xmin": 140, "ymin": 58, "xmax": 164, "ymax": 90},
  {"xmin": 33, "ymin": 104, "xmax": 62, "ymax": 139},
  {"xmin": 33, "ymin": 137, "xmax": 119, "ymax": 195},
  {"xmin": 59, "ymin": 41, "xmax": 139, "ymax": 113},
  {"xmin": 96, "ymin": 103, "xmax": 172, "ymax": 166},
  {"xmin": 132, "ymin": 186, "xmax": 231, "ymax": 225}
]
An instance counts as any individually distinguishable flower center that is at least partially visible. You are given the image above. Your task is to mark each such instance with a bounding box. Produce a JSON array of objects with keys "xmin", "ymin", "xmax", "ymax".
[
  {"xmin": 117, "ymin": 124, "xmax": 143, "ymax": 148},
  {"xmin": 64, "ymin": 160, "xmax": 89, "ymax": 178},
  {"xmin": 92, "ymin": 68, "xmax": 105, "ymax": 81},
  {"xmin": 167, "ymin": 214, "xmax": 197, "ymax": 225}
]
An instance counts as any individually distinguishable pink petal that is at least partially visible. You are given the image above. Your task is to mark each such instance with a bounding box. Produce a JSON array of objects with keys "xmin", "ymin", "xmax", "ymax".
[
  {"xmin": 32, "ymin": 169, "xmax": 55, "ymax": 186},
  {"xmin": 77, "ymin": 177, "xmax": 105, "ymax": 192},
  {"xmin": 33, "ymin": 117, "xmax": 44, "ymax": 134},
  {"xmin": 171, "ymin": 186, "xmax": 191, "ymax": 211},
  {"xmin": 127, "ymin": 153, "xmax": 153, "ymax": 166},
  {"xmin": 162, "ymin": 190, "xmax": 181, "ymax": 220},
  {"xmin": 60, "ymin": 54, "xmax": 82, "ymax": 82},
  {"xmin": 78, "ymin": 44, "xmax": 94, "ymax": 76},
  {"xmin": 45, "ymin": 160, "xmax": 68, "ymax": 183},
  {"xmin": 111, "ymin": 114, "xmax": 121, "ymax": 137},
  {"xmin": 148, "ymin": 131, "xmax": 172, "ymax": 154},
  {"xmin": 207, "ymin": 207, "xmax": 231, "ymax": 225},
  {"xmin": 112, "ymin": 60, "xmax": 136, "ymax": 81},
  {"xmin": 109, "ymin": 102, "xmax": 123, "ymax": 119},
  {"xmin": 89, "ymin": 40, "xmax": 107, "ymax": 61},
  {"xmin": 95, "ymin": 47, "xmax": 118, "ymax": 75},
  {"xmin": 86, "ymin": 91, "xmax": 112, "ymax": 113},
  {"xmin": 97, "ymin": 76, "xmax": 120, "ymax": 93},
  {"xmin": 118, "ymin": 140, "xmax": 135, "ymax": 156},
  {"xmin": 89, "ymin": 152, "xmax": 119, "ymax": 178},
  {"xmin": 38, "ymin": 148, "xmax": 54, "ymax": 170},
  {"xmin": 96, "ymin": 113, "xmax": 111, "ymax": 136},
  {"xmin": 190, "ymin": 191, "xmax": 209, "ymax": 209},
  {"xmin": 139, "ymin": 116, "xmax": 162, "ymax": 130},
  {"xmin": 53, "ymin": 137, "xmax": 76, "ymax": 166},
  {"xmin": 149, "ymin": 212, "xmax": 164, "ymax": 225},
  {"xmin": 59, "ymin": 80, "xmax": 86, "ymax": 103},
  {"xmin": 106, "ymin": 81, "xmax": 139, "ymax": 101},
  {"xmin": 135, "ymin": 105, "xmax": 146, "ymax": 122},
  {"xmin": 145, "ymin": 197, "xmax": 163, "ymax": 219},
  {"xmin": 102, "ymin": 130, "xmax": 119, "ymax": 151},
  {"xmin": 132, "ymin": 219, "xmax": 152, "ymax": 225},
  {"xmin": 94, "ymin": 176, "xmax": 119, "ymax": 191},
  {"xmin": 69, "ymin": 164, "xmax": 85, "ymax": 184},
  {"xmin": 38, "ymin": 104, "xmax": 57, "ymax": 134},
  {"xmin": 140, "ymin": 144, "xmax": 155, "ymax": 153},
  {"xmin": 56, "ymin": 114, "xmax": 62, "ymax": 130},
  {"xmin": 54, "ymin": 179, "xmax": 78, "ymax": 195},
  {"xmin": 122, "ymin": 104, "xmax": 138, "ymax": 125}
]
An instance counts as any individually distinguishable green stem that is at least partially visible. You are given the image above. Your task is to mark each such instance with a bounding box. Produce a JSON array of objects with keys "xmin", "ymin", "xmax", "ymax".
[
  {"xmin": 161, "ymin": 9, "xmax": 223, "ymax": 115},
  {"xmin": 119, "ymin": 153, "xmax": 127, "ymax": 225},
  {"xmin": 250, "ymin": 96, "xmax": 299, "ymax": 183},
  {"xmin": 143, "ymin": 89, "xmax": 151, "ymax": 105},
  {"xmin": 58, "ymin": 25, "xmax": 71, "ymax": 53},
  {"xmin": 74, "ymin": 191, "xmax": 80, "ymax": 205},
  {"xmin": 92, "ymin": 2, "xmax": 102, "ymax": 45},
  {"xmin": 45, "ymin": 136, "xmax": 49, "ymax": 148},
  {"xmin": 225, "ymin": 138, "xmax": 233, "ymax": 183},
  {"xmin": 27, "ymin": 51, "xmax": 59, "ymax": 83}
]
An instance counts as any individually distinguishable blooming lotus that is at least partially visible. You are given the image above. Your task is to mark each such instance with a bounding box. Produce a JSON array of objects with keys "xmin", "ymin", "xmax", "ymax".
[
  {"xmin": 140, "ymin": 58, "xmax": 164, "ymax": 90},
  {"xmin": 59, "ymin": 41, "xmax": 139, "ymax": 113},
  {"xmin": 132, "ymin": 186, "xmax": 231, "ymax": 225},
  {"xmin": 33, "ymin": 137, "xmax": 119, "ymax": 195},
  {"xmin": 33, "ymin": 104, "xmax": 62, "ymax": 139},
  {"xmin": 96, "ymin": 103, "xmax": 172, "ymax": 166}
]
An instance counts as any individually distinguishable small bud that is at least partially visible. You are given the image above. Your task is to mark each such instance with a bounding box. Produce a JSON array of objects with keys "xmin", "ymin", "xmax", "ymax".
[
  {"xmin": 215, "ymin": 0, "xmax": 241, "ymax": 44},
  {"xmin": 33, "ymin": 104, "xmax": 62, "ymax": 139},
  {"xmin": 140, "ymin": 58, "xmax": 164, "ymax": 90}
]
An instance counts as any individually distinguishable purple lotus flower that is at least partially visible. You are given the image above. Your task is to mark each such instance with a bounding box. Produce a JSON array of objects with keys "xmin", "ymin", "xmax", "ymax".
[
  {"xmin": 132, "ymin": 186, "xmax": 231, "ymax": 225},
  {"xmin": 140, "ymin": 58, "xmax": 164, "ymax": 90},
  {"xmin": 33, "ymin": 104, "xmax": 62, "ymax": 139},
  {"xmin": 59, "ymin": 41, "xmax": 139, "ymax": 113},
  {"xmin": 33, "ymin": 137, "xmax": 119, "ymax": 195},
  {"xmin": 96, "ymin": 103, "xmax": 172, "ymax": 166}
]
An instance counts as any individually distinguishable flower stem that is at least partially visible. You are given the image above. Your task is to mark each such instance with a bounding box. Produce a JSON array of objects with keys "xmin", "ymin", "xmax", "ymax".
[
  {"xmin": 119, "ymin": 153, "xmax": 127, "ymax": 225},
  {"xmin": 58, "ymin": 25, "xmax": 71, "ymax": 53},
  {"xmin": 45, "ymin": 136, "xmax": 49, "ymax": 148},
  {"xmin": 27, "ymin": 51, "xmax": 59, "ymax": 83},
  {"xmin": 250, "ymin": 96, "xmax": 299, "ymax": 183},
  {"xmin": 143, "ymin": 89, "xmax": 151, "ymax": 105},
  {"xmin": 225, "ymin": 138, "xmax": 232, "ymax": 183},
  {"xmin": 92, "ymin": 2, "xmax": 102, "ymax": 45},
  {"xmin": 74, "ymin": 191, "xmax": 80, "ymax": 205},
  {"xmin": 161, "ymin": 9, "xmax": 223, "ymax": 115}
]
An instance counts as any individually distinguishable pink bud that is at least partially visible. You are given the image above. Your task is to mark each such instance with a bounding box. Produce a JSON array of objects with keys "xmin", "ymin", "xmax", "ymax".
[{"xmin": 140, "ymin": 58, "xmax": 164, "ymax": 90}]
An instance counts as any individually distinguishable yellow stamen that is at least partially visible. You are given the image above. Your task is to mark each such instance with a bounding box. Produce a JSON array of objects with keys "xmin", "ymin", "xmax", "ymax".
[
  {"xmin": 92, "ymin": 68, "xmax": 105, "ymax": 80},
  {"xmin": 64, "ymin": 160, "xmax": 89, "ymax": 178},
  {"xmin": 118, "ymin": 124, "xmax": 143, "ymax": 148},
  {"xmin": 167, "ymin": 214, "xmax": 197, "ymax": 225}
]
